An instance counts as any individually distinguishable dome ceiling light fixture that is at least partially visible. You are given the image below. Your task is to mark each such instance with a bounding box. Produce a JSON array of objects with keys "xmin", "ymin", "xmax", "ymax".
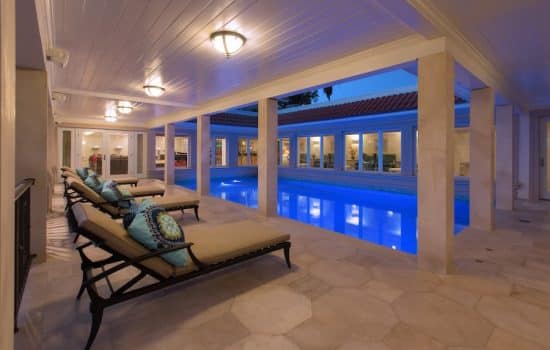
[
  {"xmin": 210, "ymin": 30, "xmax": 246, "ymax": 58},
  {"xmin": 116, "ymin": 100, "xmax": 133, "ymax": 114},
  {"xmin": 143, "ymin": 84, "xmax": 165, "ymax": 97},
  {"xmin": 104, "ymin": 109, "xmax": 118, "ymax": 122}
]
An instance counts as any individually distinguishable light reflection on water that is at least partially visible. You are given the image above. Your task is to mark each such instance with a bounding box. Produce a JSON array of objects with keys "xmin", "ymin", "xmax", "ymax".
[{"xmin": 178, "ymin": 176, "xmax": 469, "ymax": 254}]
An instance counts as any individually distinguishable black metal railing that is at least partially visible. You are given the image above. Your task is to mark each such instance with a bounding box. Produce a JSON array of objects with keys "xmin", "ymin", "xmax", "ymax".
[{"xmin": 14, "ymin": 178, "xmax": 36, "ymax": 332}]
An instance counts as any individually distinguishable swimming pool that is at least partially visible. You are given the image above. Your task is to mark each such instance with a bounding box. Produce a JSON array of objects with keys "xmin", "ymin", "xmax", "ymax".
[{"xmin": 177, "ymin": 176, "xmax": 469, "ymax": 254}]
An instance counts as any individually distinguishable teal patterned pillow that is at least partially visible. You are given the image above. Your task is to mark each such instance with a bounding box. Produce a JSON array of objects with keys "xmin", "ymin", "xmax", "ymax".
[
  {"xmin": 84, "ymin": 174, "xmax": 104, "ymax": 193},
  {"xmin": 127, "ymin": 206, "xmax": 188, "ymax": 267},
  {"xmin": 76, "ymin": 167, "xmax": 90, "ymax": 180},
  {"xmin": 122, "ymin": 198, "xmax": 155, "ymax": 229},
  {"xmin": 100, "ymin": 180, "xmax": 134, "ymax": 208}
]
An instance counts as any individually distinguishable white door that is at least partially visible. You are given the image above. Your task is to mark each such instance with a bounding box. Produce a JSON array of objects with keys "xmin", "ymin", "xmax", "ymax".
[
  {"xmin": 540, "ymin": 117, "xmax": 550, "ymax": 199},
  {"xmin": 77, "ymin": 129, "xmax": 105, "ymax": 176}
]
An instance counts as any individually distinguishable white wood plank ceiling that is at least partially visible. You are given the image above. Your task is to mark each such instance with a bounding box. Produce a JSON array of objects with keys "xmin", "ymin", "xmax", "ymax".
[{"xmin": 49, "ymin": 0, "xmax": 414, "ymax": 121}]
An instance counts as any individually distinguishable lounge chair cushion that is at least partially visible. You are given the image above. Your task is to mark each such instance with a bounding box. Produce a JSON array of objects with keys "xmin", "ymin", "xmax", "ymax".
[
  {"xmin": 141, "ymin": 195, "xmax": 200, "ymax": 210},
  {"xmin": 113, "ymin": 176, "xmax": 139, "ymax": 186},
  {"xmin": 84, "ymin": 174, "xmax": 104, "ymax": 193},
  {"xmin": 127, "ymin": 184, "xmax": 165, "ymax": 197},
  {"xmin": 127, "ymin": 205, "xmax": 189, "ymax": 267},
  {"xmin": 185, "ymin": 221, "xmax": 290, "ymax": 265},
  {"xmin": 101, "ymin": 180, "xmax": 134, "ymax": 209},
  {"xmin": 76, "ymin": 167, "xmax": 93, "ymax": 180},
  {"xmin": 68, "ymin": 179, "xmax": 121, "ymax": 217},
  {"xmin": 72, "ymin": 203, "xmax": 180, "ymax": 278}
]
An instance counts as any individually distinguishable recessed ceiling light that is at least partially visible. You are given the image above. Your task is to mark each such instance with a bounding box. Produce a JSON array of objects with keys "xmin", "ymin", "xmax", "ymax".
[
  {"xmin": 143, "ymin": 84, "xmax": 165, "ymax": 97},
  {"xmin": 117, "ymin": 100, "xmax": 133, "ymax": 114},
  {"xmin": 210, "ymin": 30, "xmax": 246, "ymax": 57}
]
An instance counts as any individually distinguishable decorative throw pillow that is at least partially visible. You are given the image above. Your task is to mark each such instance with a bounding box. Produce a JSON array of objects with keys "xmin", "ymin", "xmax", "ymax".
[
  {"xmin": 122, "ymin": 199, "xmax": 155, "ymax": 229},
  {"xmin": 127, "ymin": 206, "xmax": 188, "ymax": 267},
  {"xmin": 100, "ymin": 180, "xmax": 134, "ymax": 208},
  {"xmin": 76, "ymin": 167, "xmax": 91, "ymax": 180},
  {"xmin": 84, "ymin": 174, "xmax": 104, "ymax": 193}
]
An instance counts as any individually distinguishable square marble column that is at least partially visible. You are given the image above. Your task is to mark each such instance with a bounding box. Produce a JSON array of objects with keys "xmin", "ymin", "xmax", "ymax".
[
  {"xmin": 164, "ymin": 123, "xmax": 175, "ymax": 186},
  {"xmin": 258, "ymin": 98, "xmax": 278, "ymax": 216},
  {"xmin": 196, "ymin": 115, "xmax": 210, "ymax": 196},
  {"xmin": 0, "ymin": 0, "xmax": 15, "ymax": 347},
  {"xmin": 470, "ymin": 88, "xmax": 495, "ymax": 230},
  {"xmin": 495, "ymin": 105, "xmax": 515, "ymax": 210},
  {"xmin": 417, "ymin": 52, "xmax": 455, "ymax": 274}
]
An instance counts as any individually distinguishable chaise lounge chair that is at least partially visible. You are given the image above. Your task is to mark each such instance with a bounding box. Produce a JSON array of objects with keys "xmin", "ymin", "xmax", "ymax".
[
  {"xmin": 62, "ymin": 170, "xmax": 166, "ymax": 198},
  {"xmin": 61, "ymin": 166, "xmax": 139, "ymax": 187},
  {"xmin": 68, "ymin": 203, "xmax": 291, "ymax": 350},
  {"xmin": 65, "ymin": 177, "xmax": 200, "ymax": 221}
]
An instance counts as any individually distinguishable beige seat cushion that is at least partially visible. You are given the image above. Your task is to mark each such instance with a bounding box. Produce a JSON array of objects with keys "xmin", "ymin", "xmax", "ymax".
[
  {"xmin": 71, "ymin": 203, "xmax": 194, "ymax": 278},
  {"xmin": 184, "ymin": 221, "xmax": 290, "ymax": 266},
  {"xmin": 139, "ymin": 195, "xmax": 200, "ymax": 210},
  {"xmin": 128, "ymin": 184, "xmax": 165, "ymax": 197},
  {"xmin": 68, "ymin": 179, "xmax": 120, "ymax": 217},
  {"xmin": 113, "ymin": 176, "xmax": 139, "ymax": 185}
]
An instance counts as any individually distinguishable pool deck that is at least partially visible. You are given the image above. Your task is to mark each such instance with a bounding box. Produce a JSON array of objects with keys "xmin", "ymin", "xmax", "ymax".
[{"xmin": 14, "ymin": 183, "xmax": 550, "ymax": 350}]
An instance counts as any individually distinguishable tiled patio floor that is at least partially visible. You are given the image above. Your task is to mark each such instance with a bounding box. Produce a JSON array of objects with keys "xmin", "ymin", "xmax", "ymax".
[{"xmin": 14, "ymin": 184, "xmax": 550, "ymax": 350}]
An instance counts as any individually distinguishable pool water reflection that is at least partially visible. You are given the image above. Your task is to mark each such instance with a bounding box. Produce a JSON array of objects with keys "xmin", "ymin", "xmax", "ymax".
[{"xmin": 177, "ymin": 176, "xmax": 469, "ymax": 254}]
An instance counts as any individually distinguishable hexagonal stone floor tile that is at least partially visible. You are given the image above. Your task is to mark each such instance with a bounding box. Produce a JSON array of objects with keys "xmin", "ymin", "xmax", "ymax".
[
  {"xmin": 225, "ymin": 334, "xmax": 300, "ymax": 350},
  {"xmin": 309, "ymin": 259, "xmax": 371, "ymax": 287},
  {"xmin": 313, "ymin": 288, "xmax": 398, "ymax": 341},
  {"xmin": 231, "ymin": 285, "xmax": 311, "ymax": 334},
  {"xmin": 393, "ymin": 292, "xmax": 493, "ymax": 347},
  {"xmin": 372, "ymin": 267, "xmax": 440, "ymax": 292}
]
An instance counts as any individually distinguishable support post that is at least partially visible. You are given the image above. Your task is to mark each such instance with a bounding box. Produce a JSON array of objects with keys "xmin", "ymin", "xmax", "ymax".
[
  {"xmin": 164, "ymin": 123, "xmax": 175, "ymax": 186},
  {"xmin": 470, "ymin": 88, "xmax": 495, "ymax": 230},
  {"xmin": 258, "ymin": 98, "xmax": 278, "ymax": 216},
  {"xmin": 196, "ymin": 115, "xmax": 210, "ymax": 196},
  {"xmin": 0, "ymin": 0, "xmax": 15, "ymax": 346},
  {"xmin": 495, "ymin": 105, "xmax": 515, "ymax": 210},
  {"xmin": 417, "ymin": 52, "xmax": 455, "ymax": 274}
]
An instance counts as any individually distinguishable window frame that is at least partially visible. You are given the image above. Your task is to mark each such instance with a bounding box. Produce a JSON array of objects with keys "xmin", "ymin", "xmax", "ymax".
[
  {"xmin": 296, "ymin": 134, "xmax": 335, "ymax": 170},
  {"xmin": 211, "ymin": 136, "xmax": 228, "ymax": 168},
  {"xmin": 278, "ymin": 137, "xmax": 291, "ymax": 167},
  {"xmin": 237, "ymin": 137, "xmax": 258, "ymax": 167},
  {"xmin": 344, "ymin": 130, "xmax": 402, "ymax": 175},
  {"xmin": 174, "ymin": 135, "xmax": 191, "ymax": 169}
]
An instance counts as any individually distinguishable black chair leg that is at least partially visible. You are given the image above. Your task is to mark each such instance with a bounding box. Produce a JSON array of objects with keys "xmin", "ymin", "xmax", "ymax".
[
  {"xmin": 284, "ymin": 245, "xmax": 291, "ymax": 269},
  {"xmin": 193, "ymin": 206, "xmax": 200, "ymax": 221},
  {"xmin": 85, "ymin": 303, "xmax": 104, "ymax": 350},
  {"xmin": 77, "ymin": 272, "xmax": 86, "ymax": 300}
]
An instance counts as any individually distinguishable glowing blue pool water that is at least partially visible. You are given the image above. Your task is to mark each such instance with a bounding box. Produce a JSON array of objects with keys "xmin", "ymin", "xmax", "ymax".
[{"xmin": 177, "ymin": 177, "xmax": 469, "ymax": 254}]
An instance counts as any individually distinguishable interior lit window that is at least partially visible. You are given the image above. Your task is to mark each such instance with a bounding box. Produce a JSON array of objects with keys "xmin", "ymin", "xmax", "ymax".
[
  {"xmin": 323, "ymin": 136, "xmax": 334, "ymax": 169},
  {"xmin": 238, "ymin": 138, "xmax": 248, "ymax": 166},
  {"xmin": 213, "ymin": 137, "xmax": 227, "ymax": 167},
  {"xmin": 62, "ymin": 130, "xmax": 72, "ymax": 167},
  {"xmin": 155, "ymin": 135, "xmax": 166, "ymax": 168},
  {"xmin": 310, "ymin": 137, "xmax": 321, "ymax": 168},
  {"xmin": 382, "ymin": 131, "xmax": 401, "ymax": 173},
  {"xmin": 362, "ymin": 133, "xmax": 378, "ymax": 171},
  {"xmin": 237, "ymin": 138, "xmax": 257, "ymax": 166},
  {"xmin": 278, "ymin": 138, "xmax": 290, "ymax": 167},
  {"xmin": 454, "ymin": 128, "xmax": 469, "ymax": 176},
  {"xmin": 175, "ymin": 136, "xmax": 190, "ymax": 168},
  {"xmin": 298, "ymin": 137, "xmax": 307, "ymax": 168},
  {"xmin": 345, "ymin": 134, "xmax": 359, "ymax": 171}
]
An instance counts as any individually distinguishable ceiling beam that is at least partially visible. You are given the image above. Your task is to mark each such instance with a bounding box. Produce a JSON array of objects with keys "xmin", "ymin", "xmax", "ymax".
[
  {"xmin": 378, "ymin": 0, "xmax": 529, "ymax": 110},
  {"xmin": 148, "ymin": 34, "xmax": 446, "ymax": 128},
  {"xmin": 52, "ymin": 87, "xmax": 194, "ymax": 108}
]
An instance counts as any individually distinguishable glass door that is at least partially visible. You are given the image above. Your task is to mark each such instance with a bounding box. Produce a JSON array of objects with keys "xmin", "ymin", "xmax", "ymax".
[
  {"xmin": 540, "ymin": 118, "xmax": 550, "ymax": 199},
  {"xmin": 105, "ymin": 132, "xmax": 130, "ymax": 177},
  {"xmin": 79, "ymin": 130, "xmax": 105, "ymax": 176},
  {"xmin": 57, "ymin": 128, "xmax": 75, "ymax": 181}
]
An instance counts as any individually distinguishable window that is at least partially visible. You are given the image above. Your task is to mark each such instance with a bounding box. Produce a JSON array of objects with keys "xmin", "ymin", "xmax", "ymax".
[
  {"xmin": 345, "ymin": 134, "xmax": 359, "ymax": 171},
  {"xmin": 310, "ymin": 137, "xmax": 321, "ymax": 168},
  {"xmin": 156, "ymin": 135, "xmax": 191, "ymax": 168},
  {"xmin": 213, "ymin": 137, "xmax": 227, "ymax": 167},
  {"xmin": 323, "ymin": 136, "xmax": 334, "ymax": 169},
  {"xmin": 382, "ymin": 132, "xmax": 401, "ymax": 173},
  {"xmin": 454, "ymin": 128, "xmax": 469, "ymax": 176},
  {"xmin": 298, "ymin": 135, "xmax": 334, "ymax": 169},
  {"xmin": 175, "ymin": 136, "xmax": 190, "ymax": 168},
  {"xmin": 155, "ymin": 135, "xmax": 165, "ymax": 168},
  {"xmin": 278, "ymin": 138, "xmax": 290, "ymax": 167},
  {"xmin": 362, "ymin": 133, "xmax": 378, "ymax": 171},
  {"xmin": 237, "ymin": 138, "xmax": 257, "ymax": 166},
  {"xmin": 298, "ymin": 137, "xmax": 307, "ymax": 168}
]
